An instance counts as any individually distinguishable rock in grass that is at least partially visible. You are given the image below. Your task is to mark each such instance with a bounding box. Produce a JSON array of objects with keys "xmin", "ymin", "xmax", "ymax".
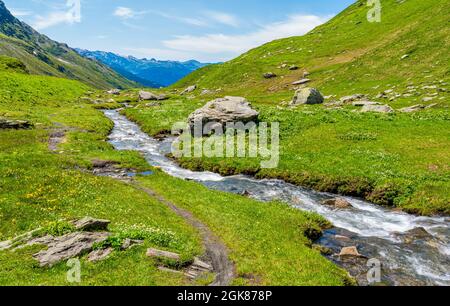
[
  {"xmin": 263, "ymin": 72, "xmax": 277, "ymax": 79},
  {"xmin": 73, "ymin": 217, "xmax": 110, "ymax": 231},
  {"xmin": 187, "ymin": 96, "xmax": 259, "ymax": 137},
  {"xmin": 360, "ymin": 104, "xmax": 394, "ymax": 113},
  {"xmin": 340, "ymin": 94, "xmax": 366, "ymax": 104},
  {"xmin": 289, "ymin": 65, "xmax": 299, "ymax": 71},
  {"xmin": 399, "ymin": 104, "xmax": 426, "ymax": 113},
  {"xmin": 352, "ymin": 101, "xmax": 381, "ymax": 107},
  {"xmin": 181, "ymin": 85, "xmax": 197, "ymax": 95},
  {"xmin": 339, "ymin": 246, "xmax": 362, "ymax": 257},
  {"xmin": 292, "ymin": 78, "xmax": 311, "ymax": 85},
  {"xmin": 322, "ymin": 198, "xmax": 352, "ymax": 209},
  {"xmin": 290, "ymin": 88, "xmax": 324, "ymax": 105},
  {"xmin": 33, "ymin": 232, "xmax": 110, "ymax": 267},
  {"xmin": 138, "ymin": 91, "xmax": 167, "ymax": 101},
  {"xmin": 88, "ymin": 247, "xmax": 113, "ymax": 262},
  {"xmin": 120, "ymin": 238, "xmax": 143, "ymax": 250},
  {"xmin": 107, "ymin": 89, "xmax": 121, "ymax": 95},
  {"xmin": 0, "ymin": 118, "xmax": 33, "ymax": 130},
  {"xmin": 146, "ymin": 248, "xmax": 181, "ymax": 261}
]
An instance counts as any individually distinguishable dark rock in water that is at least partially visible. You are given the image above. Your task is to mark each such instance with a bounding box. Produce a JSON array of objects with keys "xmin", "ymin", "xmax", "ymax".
[
  {"xmin": 398, "ymin": 227, "xmax": 434, "ymax": 244},
  {"xmin": 0, "ymin": 118, "xmax": 33, "ymax": 129},
  {"xmin": 322, "ymin": 198, "xmax": 352, "ymax": 209},
  {"xmin": 33, "ymin": 232, "xmax": 110, "ymax": 267},
  {"xmin": 263, "ymin": 72, "xmax": 277, "ymax": 79},
  {"xmin": 91, "ymin": 159, "xmax": 116, "ymax": 168},
  {"xmin": 241, "ymin": 190, "xmax": 251, "ymax": 197},
  {"xmin": 73, "ymin": 217, "xmax": 110, "ymax": 231}
]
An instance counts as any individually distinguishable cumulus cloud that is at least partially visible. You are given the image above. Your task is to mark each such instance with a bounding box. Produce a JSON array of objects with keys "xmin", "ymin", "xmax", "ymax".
[
  {"xmin": 32, "ymin": 0, "xmax": 81, "ymax": 30},
  {"xmin": 162, "ymin": 14, "xmax": 329, "ymax": 60}
]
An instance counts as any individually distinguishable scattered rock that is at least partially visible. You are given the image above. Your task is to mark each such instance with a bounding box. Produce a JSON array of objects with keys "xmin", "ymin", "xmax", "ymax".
[
  {"xmin": 185, "ymin": 257, "xmax": 214, "ymax": 279},
  {"xmin": 340, "ymin": 94, "xmax": 366, "ymax": 104},
  {"xmin": 335, "ymin": 235, "xmax": 351, "ymax": 242},
  {"xmin": 290, "ymin": 88, "xmax": 324, "ymax": 105},
  {"xmin": 200, "ymin": 89, "xmax": 213, "ymax": 96},
  {"xmin": 0, "ymin": 118, "xmax": 33, "ymax": 130},
  {"xmin": 73, "ymin": 217, "xmax": 110, "ymax": 231},
  {"xmin": 181, "ymin": 85, "xmax": 197, "ymax": 95},
  {"xmin": 399, "ymin": 104, "xmax": 426, "ymax": 113},
  {"xmin": 422, "ymin": 97, "xmax": 434, "ymax": 102},
  {"xmin": 322, "ymin": 198, "xmax": 352, "ymax": 209},
  {"xmin": 88, "ymin": 247, "xmax": 113, "ymax": 262},
  {"xmin": 107, "ymin": 89, "xmax": 121, "ymax": 95},
  {"xmin": 360, "ymin": 104, "xmax": 395, "ymax": 113},
  {"xmin": 291, "ymin": 78, "xmax": 311, "ymax": 85},
  {"xmin": 425, "ymin": 103, "xmax": 438, "ymax": 109},
  {"xmin": 289, "ymin": 65, "xmax": 299, "ymax": 71},
  {"xmin": 33, "ymin": 232, "xmax": 110, "ymax": 267},
  {"xmin": 339, "ymin": 246, "xmax": 362, "ymax": 257},
  {"xmin": 187, "ymin": 96, "xmax": 259, "ymax": 136},
  {"xmin": 263, "ymin": 72, "xmax": 277, "ymax": 79},
  {"xmin": 352, "ymin": 101, "xmax": 381, "ymax": 107},
  {"xmin": 146, "ymin": 248, "xmax": 181, "ymax": 261},
  {"xmin": 400, "ymin": 54, "xmax": 410, "ymax": 60},
  {"xmin": 121, "ymin": 238, "xmax": 143, "ymax": 250}
]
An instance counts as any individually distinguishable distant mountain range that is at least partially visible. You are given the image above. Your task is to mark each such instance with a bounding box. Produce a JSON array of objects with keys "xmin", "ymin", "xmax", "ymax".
[
  {"xmin": 0, "ymin": 0, "xmax": 135, "ymax": 89},
  {"xmin": 75, "ymin": 49, "xmax": 211, "ymax": 88}
]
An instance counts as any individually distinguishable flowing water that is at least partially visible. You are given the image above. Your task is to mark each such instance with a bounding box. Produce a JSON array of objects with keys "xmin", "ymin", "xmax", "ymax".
[{"xmin": 104, "ymin": 109, "xmax": 449, "ymax": 286}]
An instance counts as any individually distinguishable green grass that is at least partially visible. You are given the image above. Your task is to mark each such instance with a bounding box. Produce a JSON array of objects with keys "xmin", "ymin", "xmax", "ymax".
[{"xmin": 0, "ymin": 69, "xmax": 352, "ymax": 285}]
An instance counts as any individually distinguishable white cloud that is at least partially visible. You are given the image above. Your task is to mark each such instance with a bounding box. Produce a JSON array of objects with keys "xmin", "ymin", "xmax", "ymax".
[
  {"xmin": 32, "ymin": 0, "xmax": 81, "ymax": 30},
  {"xmin": 113, "ymin": 7, "xmax": 136, "ymax": 19},
  {"xmin": 204, "ymin": 11, "xmax": 239, "ymax": 27},
  {"xmin": 10, "ymin": 9, "xmax": 32, "ymax": 17},
  {"xmin": 161, "ymin": 14, "xmax": 329, "ymax": 61}
]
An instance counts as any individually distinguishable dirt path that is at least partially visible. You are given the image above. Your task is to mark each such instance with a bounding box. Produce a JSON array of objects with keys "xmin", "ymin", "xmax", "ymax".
[{"xmin": 133, "ymin": 184, "xmax": 235, "ymax": 286}]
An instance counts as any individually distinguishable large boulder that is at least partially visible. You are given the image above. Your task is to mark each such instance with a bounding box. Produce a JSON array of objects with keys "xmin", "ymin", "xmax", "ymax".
[
  {"xmin": 291, "ymin": 88, "xmax": 324, "ymax": 105},
  {"xmin": 360, "ymin": 104, "xmax": 394, "ymax": 113},
  {"xmin": 187, "ymin": 96, "xmax": 259, "ymax": 136},
  {"xmin": 138, "ymin": 91, "xmax": 167, "ymax": 101}
]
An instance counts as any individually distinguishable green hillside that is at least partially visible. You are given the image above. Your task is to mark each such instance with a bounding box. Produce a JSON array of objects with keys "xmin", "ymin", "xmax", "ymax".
[
  {"xmin": 175, "ymin": 0, "xmax": 449, "ymax": 103},
  {"xmin": 0, "ymin": 1, "xmax": 135, "ymax": 89},
  {"xmin": 124, "ymin": 0, "xmax": 450, "ymax": 215}
]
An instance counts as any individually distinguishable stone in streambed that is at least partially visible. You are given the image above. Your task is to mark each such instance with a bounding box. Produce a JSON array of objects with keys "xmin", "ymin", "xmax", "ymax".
[
  {"xmin": 339, "ymin": 246, "xmax": 362, "ymax": 257},
  {"xmin": 322, "ymin": 198, "xmax": 352, "ymax": 209}
]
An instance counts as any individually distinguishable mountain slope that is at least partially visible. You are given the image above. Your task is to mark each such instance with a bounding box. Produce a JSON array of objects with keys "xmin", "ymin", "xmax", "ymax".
[
  {"xmin": 174, "ymin": 0, "xmax": 449, "ymax": 102},
  {"xmin": 0, "ymin": 0, "xmax": 136, "ymax": 89},
  {"xmin": 76, "ymin": 49, "xmax": 209, "ymax": 87}
]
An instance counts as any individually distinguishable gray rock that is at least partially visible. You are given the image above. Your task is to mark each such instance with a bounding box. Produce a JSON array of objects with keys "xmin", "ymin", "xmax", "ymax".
[
  {"xmin": 422, "ymin": 97, "xmax": 434, "ymax": 102},
  {"xmin": 340, "ymin": 94, "xmax": 366, "ymax": 103},
  {"xmin": 360, "ymin": 104, "xmax": 395, "ymax": 113},
  {"xmin": 120, "ymin": 238, "xmax": 143, "ymax": 250},
  {"xmin": 146, "ymin": 248, "xmax": 181, "ymax": 261},
  {"xmin": 322, "ymin": 198, "xmax": 352, "ymax": 209},
  {"xmin": 33, "ymin": 232, "xmax": 110, "ymax": 267},
  {"xmin": 0, "ymin": 118, "xmax": 33, "ymax": 130},
  {"xmin": 399, "ymin": 104, "xmax": 426, "ymax": 113},
  {"xmin": 73, "ymin": 217, "xmax": 110, "ymax": 231},
  {"xmin": 138, "ymin": 91, "xmax": 167, "ymax": 101},
  {"xmin": 107, "ymin": 89, "xmax": 120, "ymax": 95},
  {"xmin": 88, "ymin": 247, "xmax": 113, "ymax": 262},
  {"xmin": 181, "ymin": 85, "xmax": 197, "ymax": 95},
  {"xmin": 187, "ymin": 96, "xmax": 259, "ymax": 136},
  {"xmin": 352, "ymin": 101, "xmax": 381, "ymax": 107},
  {"xmin": 290, "ymin": 88, "xmax": 324, "ymax": 105},
  {"xmin": 263, "ymin": 72, "xmax": 277, "ymax": 79},
  {"xmin": 292, "ymin": 78, "xmax": 311, "ymax": 85},
  {"xmin": 289, "ymin": 65, "xmax": 299, "ymax": 70},
  {"xmin": 200, "ymin": 89, "xmax": 213, "ymax": 96}
]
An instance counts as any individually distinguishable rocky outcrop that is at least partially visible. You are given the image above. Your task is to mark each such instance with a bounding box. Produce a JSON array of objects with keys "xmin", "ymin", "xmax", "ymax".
[
  {"xmin": 187, "ymin": 96, "xmax": 259, "ymax": 136},
  {"xmin": 290, "ymin": 88, "xmax": 324, "ymax": 105},
  {"xmin": 360, "ymin": 104, "xmax": 394, "ymax": 113},
  {"xmin": 0, "ymin": 118, "xmax": 33, "ymax": 130},
  {"xmin": 33, "ymin": 232, "xmax": 110, "ymax": 267},
  {"xmin": 138, "ymin": 91, "xmax": 167, "ymax": 101},
  {"xmin": 322, "ymin": 198, "xmax": 352, "ymax": 209},
  {"xmin": 73, "ymin": 217, "xmax": 110, "ymax": 231}
]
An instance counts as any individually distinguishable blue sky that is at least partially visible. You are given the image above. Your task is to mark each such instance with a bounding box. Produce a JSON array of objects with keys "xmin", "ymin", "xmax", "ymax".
[{"xmin": 4, "ymin": 0, "xmax": 354, "ymax": 62}]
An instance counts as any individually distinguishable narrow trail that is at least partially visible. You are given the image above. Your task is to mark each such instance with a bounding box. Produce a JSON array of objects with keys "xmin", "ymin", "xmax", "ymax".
[{"xmin": 133, "ymin": 183, "xmax": 236, "ymax": 286}]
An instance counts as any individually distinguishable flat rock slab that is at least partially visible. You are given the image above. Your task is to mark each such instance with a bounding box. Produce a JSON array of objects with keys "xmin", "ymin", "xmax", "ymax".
[
  {"xmin": 33, "ymin": 232, "xmax": 110, "ymax": 267},
  {"xmin": 292, "ymin": 78, "xmax": 310, "ymax": 85},
  {"xmin": 88, "ymin": 247, "xmax": 113, "ymax": 262},
  {"xmin": 73, "ymin": 217, "xmax": 110, "ymax": 231},
  {"xmin": 360, "ymin": 104, "xmax": 395, "ymax": 113},
  {"xmin": 0, "ymin": 118, "xmax": 33, "ymax": 130},
  {"xmin": 146, "ymin": 248, "xmax": 181, "ymax": 261}
]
